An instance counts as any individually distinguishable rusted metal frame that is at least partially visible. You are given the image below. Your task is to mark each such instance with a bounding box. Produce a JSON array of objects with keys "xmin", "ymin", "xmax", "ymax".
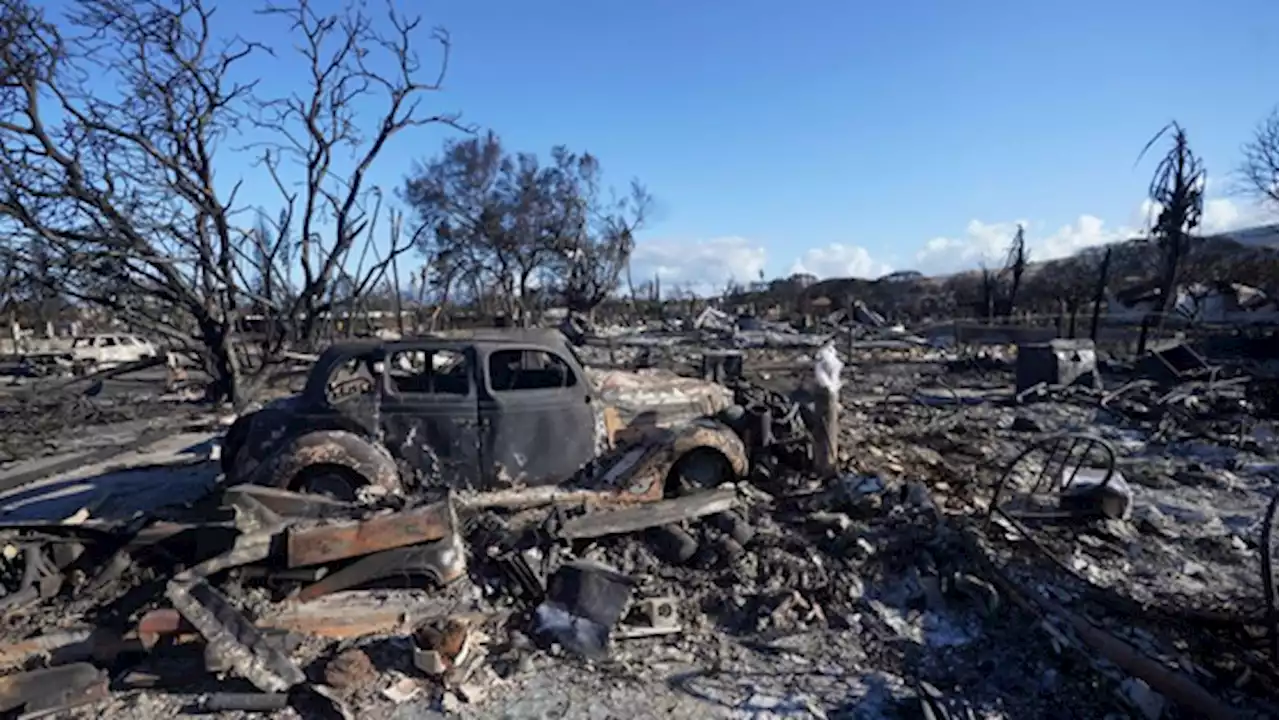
[
  {"xmin": 285, "ymin": 498, "xmax": 456, "ymax": 568},
  {"xmin": 294, "ymin": 532, "xmax": 465, "ymax": 599},
  {"xmin": 981, "ymin": 441, "xmax": 1270, "ymax": 649},
  {"xmin": 985, "ymin": 433, "xmax": 1116, "ymax": 528},
  {"xmin": 0, "ymin": 538, "xmax": 91, "ymax": 611},
  {"xmin": 296, "ymin": 533, "xmax": 467, "ymax": 602},
  {"xmin": 980, "ymin": 435, "xmax": 1119, "ymax": 605}
]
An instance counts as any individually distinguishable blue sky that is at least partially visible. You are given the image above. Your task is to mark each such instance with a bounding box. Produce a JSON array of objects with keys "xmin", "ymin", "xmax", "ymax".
[{"xmin": 48, "ymin": 0, "xmax": 1280, "ymax": 291}]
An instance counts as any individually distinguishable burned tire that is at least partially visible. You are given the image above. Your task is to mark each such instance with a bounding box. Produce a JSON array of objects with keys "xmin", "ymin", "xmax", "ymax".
[
  {"xmin": 646, "ymin": 524, "xmax": 699, "ymax": 565},
  {"xmin": 292, "ymin": 464, "xmax": 366, "ymax": 502}
]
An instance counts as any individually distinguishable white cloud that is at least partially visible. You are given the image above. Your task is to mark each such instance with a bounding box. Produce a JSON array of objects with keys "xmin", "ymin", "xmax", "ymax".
[
  {"xmin": 630, "ymin": 235, "xmax": 766, "ymax": 295},
  {"xmin": 630, "ymin": 196, "xmax": 1274, "ymax": 292},
  {"xmin": 1138, "ymin": 196, "xmax": 1275, "ymax": 236},
  {"xmin": 912, "ymin": 215, "xmax": 1135, "ymax": 275},
  {"xmin": 913, "ymin": 196, "xmax": 1274, "ymax": 276},
  {"xmin": 790, "ymin": 244, "xmax": 893, "ymax": 280}
]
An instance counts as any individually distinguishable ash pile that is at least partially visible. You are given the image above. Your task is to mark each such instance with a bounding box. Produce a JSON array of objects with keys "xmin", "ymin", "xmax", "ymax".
[{"xmin": 0, "ymin": 329, "xmax": 1273, "ymax": 720}]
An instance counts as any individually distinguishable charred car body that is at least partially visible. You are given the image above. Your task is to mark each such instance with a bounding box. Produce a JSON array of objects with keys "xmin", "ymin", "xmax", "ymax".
[{"xmin": 222, "ymin": 330, "xmax": 753, "ymax": 502}]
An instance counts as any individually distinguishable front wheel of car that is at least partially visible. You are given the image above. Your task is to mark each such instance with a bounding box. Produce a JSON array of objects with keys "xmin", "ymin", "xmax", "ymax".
[{"xmin": 293, "ymin": 464, "xmax": 365, "ymax": 502}]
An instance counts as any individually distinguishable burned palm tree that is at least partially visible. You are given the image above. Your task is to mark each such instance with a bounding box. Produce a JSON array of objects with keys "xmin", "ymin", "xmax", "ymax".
[{"xmin": 1138, "ymin": 122, "xmax": 1205, "ymax": 324}]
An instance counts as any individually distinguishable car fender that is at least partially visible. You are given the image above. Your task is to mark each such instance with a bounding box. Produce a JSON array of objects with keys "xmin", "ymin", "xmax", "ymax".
[
  {"xmin": 250, "ymin": 429, "xmax": 401, "ymax": 493},
  {"xmin": 668, "ymin": 418, "xmax": 750, "ymax": 480},
  {"xmin": 589, "ymin": 418, "xmax": 748, "ymax": 503}
]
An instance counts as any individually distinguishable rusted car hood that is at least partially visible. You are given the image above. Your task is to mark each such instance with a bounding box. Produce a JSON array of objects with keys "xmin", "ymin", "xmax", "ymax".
[{"xmin": 586, "ymin": 368, "xmax": 733, "ymax": 437}]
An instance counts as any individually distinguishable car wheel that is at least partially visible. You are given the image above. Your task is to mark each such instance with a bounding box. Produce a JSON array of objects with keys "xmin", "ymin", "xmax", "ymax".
[
  {"xmin": 666, "ymin": 449, "xmax": 732, "ymax": 497},
  {"xmin": 294, "ymin": 465, "xmax": 364, "ymax": 502}
]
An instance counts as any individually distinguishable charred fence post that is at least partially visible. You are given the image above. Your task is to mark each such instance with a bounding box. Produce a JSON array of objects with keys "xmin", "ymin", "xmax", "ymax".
[
  {"xmin": 813, "ymin": 385, "xmax": 839, "ymax": 476},
  {"xmin": 812, "ymin": 343, "xmax": 844, "ymax": 478}
]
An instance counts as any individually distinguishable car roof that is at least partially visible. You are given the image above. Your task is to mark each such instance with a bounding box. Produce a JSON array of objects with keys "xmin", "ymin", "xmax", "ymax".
[
  {"xmin": 306, "ymin": 329, "xmax": 577, "ymax": 399},
  {"xmin": 322, "ymin": 328, "xmax": 570, "ymax": 356}
]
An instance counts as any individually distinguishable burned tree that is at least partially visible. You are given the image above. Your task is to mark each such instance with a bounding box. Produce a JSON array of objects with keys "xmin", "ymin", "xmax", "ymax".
[
  {"xmin": 940, "ymin": 271, "xmax": 984, "ymax": 318},
  {"xmin": 402, "ymin": 132, "xmax": 561, "ymax": 324},
  {"xmin": 0, "ymin": 0, "xmax": 461, "ymax": 405},
  {"xmin": 1027, "ymin": 250, "xmax": 1104, "ymax": 337},
  {"xmin": 550, "ymin": 155, "xmax": 651, "ymax": 315},
  {"xmin": 1237, "ymin": 107, "xmax": 1278, "ymax": 207},
  {"xmin": 404, "ymin": 137, "xmax": 651, "ymax": 320},
  {"xmin": 978, "ymin": 265, "xmax": 997, "ymax": 320},
  {"xmin": 1138, "ymin": 122, "xmax": 1205, "ymax": 324},
  {"xmin": 1087, "ymin": 246, "xmax": 1112, "ymax": 342},
  {"xmin": 250, "ymin": 0, "xmax": 463, "ymax": 345}
]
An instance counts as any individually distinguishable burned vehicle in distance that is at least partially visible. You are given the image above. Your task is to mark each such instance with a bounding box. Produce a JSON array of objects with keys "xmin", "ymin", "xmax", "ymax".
[{"xmin": 222, "ymin": 330, "xmax": 751, "ymax": 502}]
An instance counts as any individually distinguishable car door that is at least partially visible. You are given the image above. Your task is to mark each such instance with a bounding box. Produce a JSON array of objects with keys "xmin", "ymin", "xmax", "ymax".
[
  {"xmin": 97, "ymin": 336, "xmax": 123, "ymax": 364},
  {"xmin": 479, "ymin": 345, "xmax": 596, "ymax": 487},
  {"xmin": 379, "ymin": 344, "xmax": 483, "ymax": 490}
]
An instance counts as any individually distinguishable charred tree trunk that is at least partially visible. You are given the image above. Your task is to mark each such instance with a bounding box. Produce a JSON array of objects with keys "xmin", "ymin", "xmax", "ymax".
[
  {"xmin": 1089, "ymin": 247, "xmax": 1112, "ymax": 342},
  {"xmin": 198, "ymin": 318, "xmax": 244, "ymax": 407}
]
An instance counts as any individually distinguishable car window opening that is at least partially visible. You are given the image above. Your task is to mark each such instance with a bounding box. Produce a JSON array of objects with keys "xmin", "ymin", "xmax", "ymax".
[{"xmin": 488, "ymin": 349, "xmax": 577, "ymax": 392}]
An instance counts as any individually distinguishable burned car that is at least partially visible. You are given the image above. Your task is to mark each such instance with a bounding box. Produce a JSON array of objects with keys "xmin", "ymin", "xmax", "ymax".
[{"xmin": 222, "ymin": 330, "xmax": 749, "ymax": 501}]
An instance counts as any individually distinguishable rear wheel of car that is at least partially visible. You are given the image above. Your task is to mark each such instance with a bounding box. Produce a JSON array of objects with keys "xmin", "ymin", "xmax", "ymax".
[
  {"xmin": 666, "ymin": 448, "xmax": 732, "ymax": 497},
  {"xmin": 665, "ymin": 448, "xmax": 755, "ymax": 563},
  {"xmin": 293, "ymin": 465, "xmax": 365, "ymax": 502}
]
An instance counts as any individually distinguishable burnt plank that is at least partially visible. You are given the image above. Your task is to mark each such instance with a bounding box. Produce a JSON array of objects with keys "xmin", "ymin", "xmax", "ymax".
[
  {"xmin": 0, "ymin": 663, "xmax": 108, "ymax": 714},
  {"xmin": 285, "ymin": 500, "xmax": 454, "ymax": 568},
  {"xmin": 556, "ymin": 487, "xmax": 739, "ymax": 540}
]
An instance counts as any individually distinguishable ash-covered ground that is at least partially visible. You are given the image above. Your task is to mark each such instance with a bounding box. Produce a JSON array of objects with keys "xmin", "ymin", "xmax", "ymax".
[{"xmin": 0, "ymin": 341, "xmax": 1275, "ymax": 720}]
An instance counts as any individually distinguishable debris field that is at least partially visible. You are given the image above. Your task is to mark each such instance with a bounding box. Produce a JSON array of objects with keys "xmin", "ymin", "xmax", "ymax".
[{"xmin": 0, "ymin": 324, "xmax": 1273, "ymax": 720}]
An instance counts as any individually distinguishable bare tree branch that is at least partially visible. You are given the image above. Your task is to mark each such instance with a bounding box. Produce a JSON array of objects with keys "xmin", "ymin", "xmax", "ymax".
[
  {"xmin": 0, "ymin": 0, "xmax": 466, "ymax": 405},
  {"xmin": 1236, "ymin": 107, "xmax": 1279, "ymax": 207}
]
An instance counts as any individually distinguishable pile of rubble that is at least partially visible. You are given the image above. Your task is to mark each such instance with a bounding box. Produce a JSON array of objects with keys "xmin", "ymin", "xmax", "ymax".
[{"xmin": 0, "ymin": 330, "xmax": 1273, "ymax": 719}]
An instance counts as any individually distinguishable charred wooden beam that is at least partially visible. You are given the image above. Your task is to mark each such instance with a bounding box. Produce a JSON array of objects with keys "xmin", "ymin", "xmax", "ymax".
[
  {"xmin": 0, "ymin": 663, "xmax": 109, "ymax": 715},
  {"xmin": 556, "ymin": 487, "xmax": 739, "ymax": 540},
  {"xmin": 166, "ymin": 578, "xmax": 306, "ymax": 693},
  {"xmin": 285, "ymin": 499, "xmax": 455, "ymax": 568}
]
